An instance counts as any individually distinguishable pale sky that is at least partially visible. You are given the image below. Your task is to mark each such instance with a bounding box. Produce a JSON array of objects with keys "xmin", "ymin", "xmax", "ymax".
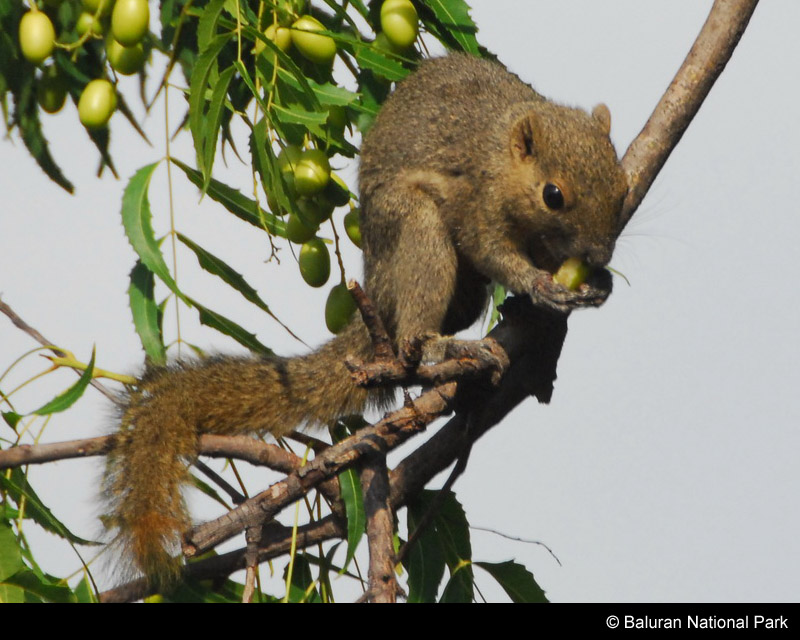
[{"xmin": 1, "ymin": 1, "xmax": 798, "ymax": 602}]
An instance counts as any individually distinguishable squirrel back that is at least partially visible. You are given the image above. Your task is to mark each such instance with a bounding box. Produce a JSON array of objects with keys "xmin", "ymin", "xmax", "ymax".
[{"xmin": 103, "ymin": 53, "xmax": 627, "ymax": 587}]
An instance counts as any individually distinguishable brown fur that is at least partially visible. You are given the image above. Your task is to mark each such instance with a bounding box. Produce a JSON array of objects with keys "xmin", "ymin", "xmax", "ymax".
[{"xmin": 103, "ymin": 53, "xmax": 627, "ymax": 587}]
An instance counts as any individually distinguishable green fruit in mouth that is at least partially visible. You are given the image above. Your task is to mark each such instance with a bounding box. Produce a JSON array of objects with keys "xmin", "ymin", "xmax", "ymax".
[{"xmin": 553, "ymin": 257, "xmax": 591, "ymax": 290}]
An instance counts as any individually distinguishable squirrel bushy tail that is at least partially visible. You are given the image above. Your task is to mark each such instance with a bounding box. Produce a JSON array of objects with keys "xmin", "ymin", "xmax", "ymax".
[{"xmin": 103, "ymin": 320, "xmax": 380, "ymax": 586}]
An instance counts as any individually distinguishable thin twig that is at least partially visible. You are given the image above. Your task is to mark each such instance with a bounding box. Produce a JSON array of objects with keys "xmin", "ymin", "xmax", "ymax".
[
  {"xmin": 0, "ymin": 297, "xmax": 120, "ymax": 405},
  {"xmin": 620, "ymin": 0, "xmax": 760, "ymax": 226}
]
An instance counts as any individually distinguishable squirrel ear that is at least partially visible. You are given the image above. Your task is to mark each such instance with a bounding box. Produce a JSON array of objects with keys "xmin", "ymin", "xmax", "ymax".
[
  {"xmin": 510, "ymin": 113, "xmax": 537, "ymax": 161},
  {"xmin": 592, "ymin": 103, "xmax": 612, "ymax": 135}
]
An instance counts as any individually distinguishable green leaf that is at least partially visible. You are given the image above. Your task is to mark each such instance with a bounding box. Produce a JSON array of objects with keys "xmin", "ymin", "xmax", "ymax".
[
  {"xmin": 0, "ymin": 469, "xmax": 97, "ymax": 546},
  {"xmin": 421, "ymin": 0, "xmax": 480, "ymax": 54},
  {"xmin": 189, "ymin": 35, "xmax": 230, "ymax": 179},
  {"xmin": 488, "ymin": 284, "xmax": 506, "ymax": 329},
  {"xmin": 285, "ymin": 555, "xmax": 321, "ymax": 603},
  {"xmin": 406, "ymin": 496, "xmax": 446, "ymax": 603},
  {"xmin": 12, "ymin": 68, "xmax": 73, "ymax": 193},
  {"xmin": 121, "ymin": 162, "xmax": 189, "ymax": 304},
  {"xmin": 337, "ymin": 468, "xmax": 365, "ymax": 570},
  {"xmin": 189, "ymin": 299, "xmax": 273, "ymax": 355},
  {"xmin": 0, "ymin": 521, "xmax": 24, "ymax": 582},
  {"xmin": 2, "ymin": 411, "xmax": 22, "ymax": 430},
  {"xmin": 74, "ymin": 573, "xmax": 97, "ymax": 603},
  {"xmin": 171, "ymin": 157, "xmax": 286, "ymax": 235},
  {"xmin": 32, "ymin": 348, "xmax": 95, "ymax": 416},
  {"xmin": 164, "ymin": 577, "xmax": 246, "ymax": 603},
  {"xmin": 406, "ymin": 490, "xmax": 473, "ymax": 602},
  {"xmin": 354, "ymin": 46, "xmax": 409, "ymax": 82},
  {"xmin": 177, "ymin": 233, "xmax": 278, "ymax": 317},
  {"xmin": 197, "ymin": 0, "xmax": 226, "ymax": 51},
  {"xmin": 275, "ymin": 67, "xmax": 358, "ymax": 108},
  {"xmin": 434, "ymin": 491, "xmax": 472, "ymax": 568},
  {"xmin": 249, "ymin": 118, "xmax": 293, "ymax": 220},
  {"xmin": 190, "ymin": 474, "xmax": 231, "ymax": 510},
  {"xmin": 272, "ymin": 103, "xmax": 329, "ymax": 128},
  {"xmin": 201, "ymin": 64, "xmax": 237, "ymax": 192},
  {"xmin": 3, "ymin": 569, "xmax": 77, "ymax": 603},
  {"xmin": 128, "ymin": 261, "xmax": 167, "ymax": 365},
  {"xmin": 475, "ymin": 560, "xmax": 549, "ymax": 603},
  {"xmin": 439, "ymin": 561, "xmax": 474, "ymax": 602}
]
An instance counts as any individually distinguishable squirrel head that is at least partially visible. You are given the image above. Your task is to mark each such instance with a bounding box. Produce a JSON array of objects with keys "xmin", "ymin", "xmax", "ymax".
[{"xmin": 504, "ymin": 101, "xmax": 628, "ymax": 274}]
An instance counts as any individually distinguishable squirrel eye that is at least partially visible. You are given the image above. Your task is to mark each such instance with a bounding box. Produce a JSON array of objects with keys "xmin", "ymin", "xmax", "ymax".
[{"xmin": 542, "ymin": 183, "xmax": 565, "ymax": 210}]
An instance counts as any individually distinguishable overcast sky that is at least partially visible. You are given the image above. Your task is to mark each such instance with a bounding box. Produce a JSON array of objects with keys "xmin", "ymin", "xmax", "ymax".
[{"xmin": 1, "ymin": 1, "xmax": 798, "ymax": 602}]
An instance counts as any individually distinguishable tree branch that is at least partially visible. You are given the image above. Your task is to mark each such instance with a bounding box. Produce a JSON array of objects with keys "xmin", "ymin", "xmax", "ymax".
[{"xmin": 620, "ymin": 0, "xmax": 759, "ymax": 226}]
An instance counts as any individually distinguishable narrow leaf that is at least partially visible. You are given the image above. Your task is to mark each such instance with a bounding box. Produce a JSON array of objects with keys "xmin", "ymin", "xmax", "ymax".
[
  {"xmin": 475, "ymin": 560, "xmax": 549, "ymax": 603},
  {"xmin": 189, "ymin": 35, "xmax": 229, "ymax": 177},
  {"xmin": 121, "ymin": 163, "xmax": 190, "ymax": 304},
  {"xmin": 177, "ymin": 233, "xmax": 275, "ymax": 315},
  {"xmin": 0, "ymin": 522, "xmax": 24, "ymax": 582},
  {"xmin": 2, "ymin": 411, "xmax": 22, "ymax": 430},
  {"xmin": 197, "ymin": 0, "xmax": 226, "ymax": 51},
  {"xmin": 406, "ymin": 494, "xmax": 446, "ymax": 603},
  {"xmin": 354, "ymin": 46, "xmax": 409, "ymax": 82},
  {"xmin": 0, "ymin": 470, "xmax": 97, "ymax": 546},
  {"xmin": 189, "ymin": 299, "xmax": 272, "ymax": 355},
  {"xmin": 338, "ymin": 468, "xmax": 365, "ymax": 570},
  {"xmin": 33, "ymin": 348, "xmax": 95, "ymax": 416},
  {"xmin": 171, "ymin": 157, "xmax": 286, "ymax": 235},
  {"xmin": 3, "ymin": 569, "xmax": 77, "ymax": 603},
  {"xmin": 128, "ymin": 261, "xmax": 167, "ymax": 365},
  {"xmin": 74, "ymin": 573, "xmax": 97, "ymax": 603},
  {"xmin": 272, "ymin": 103, "xmax": 329, "ymax": 127},
  {"xmin": 13, "ymin": 70, "xmax": 73, "ymax": 193},
  {"xmin": 421, "ymin": 0, "xmax": 480, "ymax": 54},
  {"xmin": 202, "ymin": 64, "xmax": 237, "ymax": 191}
]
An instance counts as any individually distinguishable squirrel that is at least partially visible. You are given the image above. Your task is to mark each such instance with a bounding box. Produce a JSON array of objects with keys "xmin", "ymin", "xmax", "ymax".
[{"xmin": 102, "ymin": 53, "xmax": 628, "ymax": 587}]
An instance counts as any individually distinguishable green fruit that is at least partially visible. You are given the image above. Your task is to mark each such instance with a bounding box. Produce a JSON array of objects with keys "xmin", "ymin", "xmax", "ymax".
[
  {"xmin": 19, "ymin": 11, "xmax": 56, "ymax": 65},
  {"xmin": 277, "ymin": 144, "xmax": 303, "ymax": 174},
  {"xmin": 326, "ymin": 105, "xmax": 347, "ymax": 134},
  {"xmin": 374, "ymin": 32, "xmax": 403, "ymax": 55},
  {"xmin": 297, "ymin": 196, "xmax": 334, "ymax": 227},
  {"xmin": 256, "ymin": 23, "xmax": 292, "ymax": 56},
  {"xmin": 275, "ymin": 0, "xmax": 307, "ymax": 24},
  {"xmin": 111, "ymin": 0, "xmax": 149, "ymax": 47},
  {"xmin": 380, "ymin": 0, "xmax": 419, "ymax": 50},
  {"xmin": 325, "ymin": 283, "xmax": 357, "ymax": 334},
  {"xmin": 37, "ymin": 65, "xmax": 67, "ymax": 113},
  {"xmin": 323, "ymin": 172, "xmax": 350, "ymax": 206},
  {"xmin": 343, "ymin": 209, "xmax": 361, "ymax": 248},
  {"xmin": 299, "ymin": 238, "xmax": 330, "ymax": 287},
  {"xmin": 106, "ymin": 36, "xmax": 145, "ymax": 75},
  {"xmin": 78, "ymin": 79, "xmax": 117, "ymax": 129},
  {"xmin": 291, "ymin": 15, "xmax": 336, "ymax": 65},
  {"xmin": 285, "ymin": 213, "xmax": 317, "ymax": 244},
  {"xmin": 76, "ymin": 12, "xmax": 103, "ymax": 37},
  {"xmin": 553, "ymin": 257, "xmax": 591, "ymax": 291},
  {"xmin": 82, "ymin": 0, "xmax": 113, "ymax": 17},
  {"xmin": 294, "ymin": 148, "xmax": 330, "ymax": 196}
]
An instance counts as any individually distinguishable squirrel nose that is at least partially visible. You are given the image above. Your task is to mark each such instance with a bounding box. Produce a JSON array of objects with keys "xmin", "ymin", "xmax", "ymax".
[{"xmin": 583, "ymin": 241, "xmax": 615, "ymax": 268}]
